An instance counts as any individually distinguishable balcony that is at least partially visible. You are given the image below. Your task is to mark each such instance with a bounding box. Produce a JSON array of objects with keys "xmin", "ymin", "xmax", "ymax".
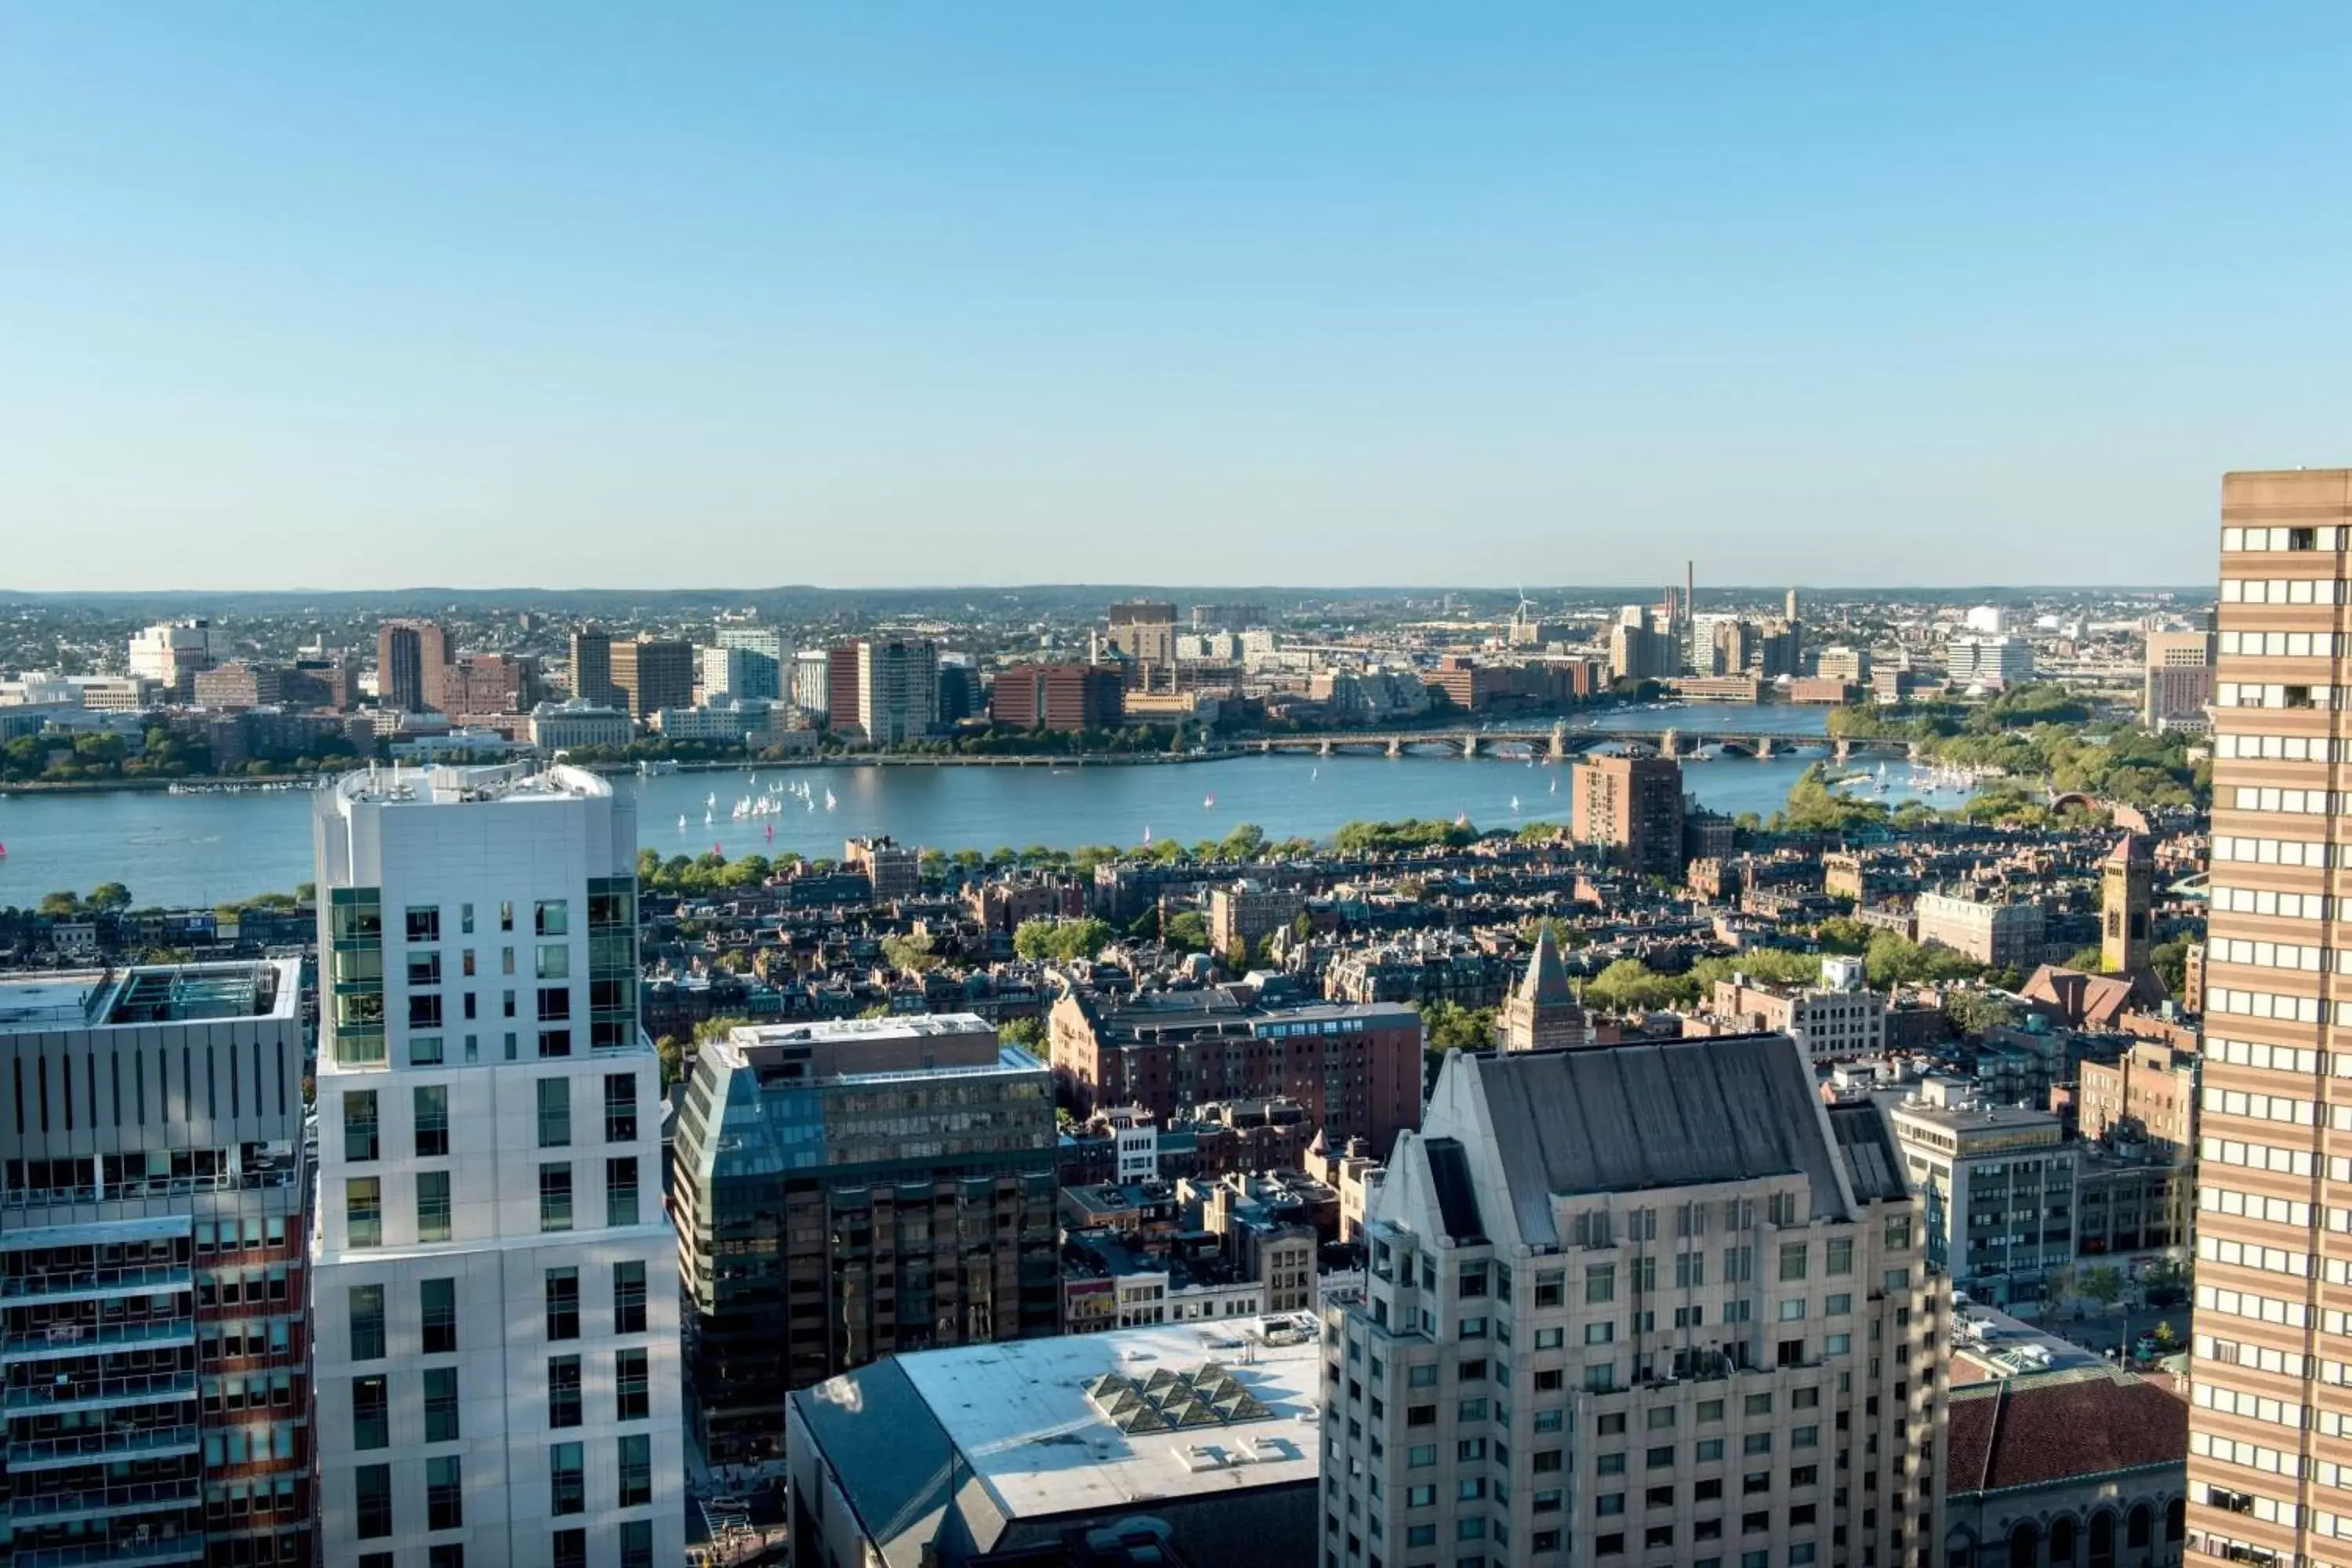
[
  {"xmin": 11, "ymin": 1533, "xmax": 207, "ymax": 1568},
  {"xmin": 4, "ymin": 1370, "xmax": 198, "ymax": 1414},
  {"xmin": 1, "ymin": 1167, "xmax": 297, "ymax": 1210},
  {"xmin": 0, "ymin": 1319, "xmax": 196, "ymax": 1364},
  {"xmin": 0, "ymin": 1265, "xmax": 193, "ymax": 1306},
  {"xmin": 10, "ymin": 1476, "xmax": 201, "ymax": 1527},
  {"xmin": 7, "ymin": 1423, "xmax": 201, "ymax": 1471}
]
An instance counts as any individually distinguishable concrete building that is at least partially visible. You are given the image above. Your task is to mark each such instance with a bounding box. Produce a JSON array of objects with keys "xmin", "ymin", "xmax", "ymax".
[
  {"xmin": 1047, "ymin": 993, "xmax": 1421, "ymax": 1160},
  {"xmin": 376, "ymin": 620, "xmax": 453, "ymax": 714},
  {"xmin": 2184, "ymin": 468, "xmax": 2352, "ymax": 1568},
  {"xmin": 1105, "ymin": 601, "xmax": 1179, "ymax": 677},
  {"xmin": 1207, "ymin": 880, "xmax": 1306, "ymax": 957},
  {"xmin": 0, "ymin": 960, "xmax": 311, "ymax": 1568},
  {"xmin": 989, "ymin": 662, "xmax": 1124, "ymax": 733},
  {"xmin": 823, "ymin": 645, "xmax": 862, "ymax": 736},
  {"xmin": 669, "ymin": 1014, "xmax": 1060, "ymax": 1465},
  {"xmin": 790, "ymin": 649, "xmax": 832, "ymax": 716},
  {"xmin": 2143, "ymin": 629, "xmax": 2215, "ymax": 731},
  {"xmin": 528, "ymin": 700, "xmax": 634, "ymax": 753},
  {"xmin": 1703, "ymin": 956, "xmax": 1888, "ymax": 1063},
  {"xmin": 713, "ymin": 624, "xmax": 786, "ymax": 661},
  {"xmin": 856, "ymin": 638, "xmax": 939, "ymax": 745},
  {"xmin": 310, "ymin": 763, "xmax": 684, "ymax": 1568},
  {"xmin": 1945, "ymin": 633, "xmax": 2035, "ymax": 689},
  {"xmin": 1889, "ymin": 1083, "xmax": 2077, "ymax": 1305},
  {"xmin": 567, "ymin": 626, "xmax": 617, "ymax": 710},
  {"xmin": 1915, "ymin": 888, "xmax": 2046, "ymax": 972},
  {"xmin": 448, "ymin": 652, "xmax": 543, "ymax": 722},
  {"xmin": 607, "ymin": 637, "xmax": 694, "ymax": 724},
  {"xmin": 786, "ymin": 1320, "xmax": 1321, "ymax": 1568},
  {"xmin": 1813, "ymin": 644, "xmax": 1871, "ymax": 684},
  {"xmin": 1496, "ymin": 925, "xmax": 1586, "ymax": 1051},
  {"xmin": 1607, "ymin": 606, "xmax": 1679, "ymax": 683},
  {"xmin": 1326, "ymin": 1034, "xmax": 1944, "ymax": 1568},
  {"xmin": 1571, "ymin": 753, "xmax": 1686, "ymax": 877},
  {"xmin": 129, "ymin": 617, "xmax": 216, "ymax": 699},
  {"xmin": 697, "ymin": 644, "xmax": 781, "ymax": 704},
  {"xmin": 193, "ymin": 659, "xmax": 287, "ymax": 710},
  {"xmin": 1942, "ymin": 1367, "xmax": 2187, "ymax": 1568}
]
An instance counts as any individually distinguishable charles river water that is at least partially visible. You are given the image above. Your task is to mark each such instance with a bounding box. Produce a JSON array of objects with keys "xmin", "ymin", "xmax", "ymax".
[{"xmin": 0, "ymin": 706, "xmax": 1965, "ymax": 910}]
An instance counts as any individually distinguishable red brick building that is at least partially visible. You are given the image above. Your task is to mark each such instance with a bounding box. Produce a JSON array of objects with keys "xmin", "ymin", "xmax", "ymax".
[
  {"xmin": 1047, "ymin": 991, "xmax": 1422, "ymax": 1159},
  {"xmin": 990, "ymin": 663, "xmax": 1124, "ymax": 732}
]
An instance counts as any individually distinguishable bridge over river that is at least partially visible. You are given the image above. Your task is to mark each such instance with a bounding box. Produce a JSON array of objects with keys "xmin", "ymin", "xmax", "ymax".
[{"xmin": 1244, "ymin": 722, "xmax": 1915, "ymax": 763}]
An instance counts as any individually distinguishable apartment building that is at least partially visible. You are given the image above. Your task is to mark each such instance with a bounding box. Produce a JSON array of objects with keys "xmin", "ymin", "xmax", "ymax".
[
  {"xmin": 310, "ymin": 763, "xmax": 684, "ymax": 1568},
  {"xmin": 606, "ymin": 638, "xmax": 694, "ymax": 724},
  {"xmin": 855, "ymin": 637, "xmax": 940, "ymax": 745},
  {"xmin": 2144, "ymin": 629, "xmax": 2216, "ymax": 732},
  {"xmin": 1323, "ymin": 1034, "xmax": 1944, "ymax": 1568},
  {"xmin": 1704, "ymin": 956, "xmax": 1888, "ymax": 1064},
  {"xmin": 2185, "ymin": 468, "xmax": 2352, "ymax": 1568},
  {"xmin": 0, "ymin": 960, "xmax": 310, "ymax": 1568},
  {"xmin": 1913, "ymin": 890, "xmax": 2045, "ymax": 973},
  {"xmin": 1208, "ymin": 880, "xmax": 1307, "ymax": 957},
  {"xmin": 1571, "ymin": 753, "xmax": 1686, "ymax": 877},
  {"xmin": 989, "ymin": 662, "xmax": 1124, "ymax": 732},
  {"xmin": 377, "ymin": 621, "xmax": 453, "ymax": 715},
  {"xmin": 667, "ymin": 1014, "xmax": 1060, "ymax": 1465},
  {"xmin": 566, "ymin": 626, "xmax": 616, "ymax": 710}
]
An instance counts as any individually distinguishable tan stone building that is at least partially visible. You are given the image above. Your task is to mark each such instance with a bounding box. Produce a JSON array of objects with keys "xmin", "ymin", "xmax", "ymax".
[
  {"xmin": 2078, "ymin": 1039, "xmax": 2198, "ymax": 1155},
  {"xmin": 1323, "ymin": 1033, "xmax": 1945, "ymax": 1568},
  {"xmin": 1497, "ymin": 925, "xmax": 1587, "ymax": 1050}
]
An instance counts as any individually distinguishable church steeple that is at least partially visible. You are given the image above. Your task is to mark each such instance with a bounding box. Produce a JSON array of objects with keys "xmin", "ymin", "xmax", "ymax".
[{"xmin": 1498, "ymin": 926, "xmax": 1588, "ymax": 1051}]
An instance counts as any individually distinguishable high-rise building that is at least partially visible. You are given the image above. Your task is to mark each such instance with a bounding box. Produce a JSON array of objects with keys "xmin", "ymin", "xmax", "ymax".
[
  {"xmin": 1497, "ymin": 924, "xmax": 1586, "ymax": 1049},
  {"xmin": 791, "ymin": 650, "xmax": 832, "ymax": 715},
  {"xmin": 1607, "ymin": 607, "xmax": 1678, "ymax": 683},
  {"xmin": 568, "ymin": 625, "xmax": 616, "ymax": 710},
  {"xmin": 450, "ymin": 652, "xmax": 543, "ymax": 718},
  {"xmin": 669, "ymin": 1014, "xmax": 1060, "ymax": 1464},
  {"xmin": 1323, "ymin": 1034, "xmax": 1944, "ymax": 1568},
  {"xmin": 2143, "ymin": 628, "xmax": 2216, "ymax": 731},
  {"xmin": 1570, "ymin": 753, "xmax": 1686, "ymax": 876},
  {"xmin": 310, "ymin": 763, "xmax": 684, "ymax": 1566},
  {"xmin": 713, "ymin": 624, "xmax": 786, "ymax": 661},
  {"xmin": 0, "ymin": 960, "xmax": 312, "ymax": 1568},
  {"xmin": 1944, "ymin": 633, "xmax": 2035, "ymax": 688},
  {"xmin": 376, "ymin": 619, "xmax": 453, "ymax": 713},
  {"xmin": 1105, "ymin": 602, "xmax": 1178, "ymax": 668},
  {"xmin": 607, "ymin": 637, "xmax": 694, "ymax": 724},
  {"xmin": 856, "ymin": 637, "xmax": 939, "ymax": 745},
  {"xmin": 824, "ymin": 645, "xmax": 862, "ymax": 737},
  {"xmin": 2187, "ymin": 467, "xmax": 2352, "ymax": 1568},
  {"xmin": 696, "ymin": 645, "xmax": 781, "ymax": 704},
  {"xmin": 128, "ymin": 616, "xmax": 216, "ymax": 699}
]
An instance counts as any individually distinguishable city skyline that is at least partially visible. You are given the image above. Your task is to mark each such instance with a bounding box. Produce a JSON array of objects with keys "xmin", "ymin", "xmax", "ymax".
[{"xmin": 8, "ymin": 5, "xmax": 2352, "ymax": 590}]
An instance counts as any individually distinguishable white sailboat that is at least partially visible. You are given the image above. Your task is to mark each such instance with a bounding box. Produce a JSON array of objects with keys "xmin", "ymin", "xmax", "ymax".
[
  {"xmin": 676, "ymin": 814, "xmax": 688, "ymax": 832},
  {"xmin": 1511, "ymin": 795, "xmax": 1520, "ymax": 812},
  {"xmin": 823, "ymin": 788, "xmax": 837, "ymax": 811}
]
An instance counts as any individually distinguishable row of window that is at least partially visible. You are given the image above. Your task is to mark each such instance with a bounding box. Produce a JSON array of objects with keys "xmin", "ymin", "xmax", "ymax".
[
  {"xmin": 2215, "ymin": 731, "xmax": 2345, "ymax": 761},
  {"xmin": 2220, "ymin": 629, "xmax": 2351, "ymax": 656},
  {"xmin": 346, "ymin": 1264, "xmax": 646, "ymax": 1359},
  {"xmin": 2205, "ymin": 986, "xmax": 2340, "ymax": 1025},
  {"xmin": 405, "ymin": 942, "xmax": 568, "ymax": 985},
  {"xmin": 343, "ymin": 1074, "xmax": 638, "ymax": 1163},
  {"xmin": 403, "ymin": 899, "xmax": 568, "ymax": 944},
  {"xmin": 2223, "ymin": 525, "xmax": 2349, "ymax": 553},
  {"xmin": 2216, "ymin": 683, "xmax": 2349, "ymax": 709},
  {"xmin": 2198, "ymin": 1281, "xmax": 2308, "ymax": 1330},
  {"xmin": 351, "ymin": 1442, "xmax": 653, "ymax": 1539},
  {"xmin": 2205, "ymin": 1033, "xmax": 2335, "ymax": 1076},
  {"xmin": 351, "ymin": 1350, "xmax": 650, "ymax": 1446},
  {"xmin": 2227, "ymin": 786, "xmax": 2352, "ymax": 817},
  {"xmin": 345, "ymin": 1156, "xmax": 639, "ymax": 1247},
  {"xmin": 2209, "ymin": 935, "xmax": 2339, "ymax": 971},
  {"xmin": 2211, "ymin": 835, "xmax": 2335, "ymax": 868}
]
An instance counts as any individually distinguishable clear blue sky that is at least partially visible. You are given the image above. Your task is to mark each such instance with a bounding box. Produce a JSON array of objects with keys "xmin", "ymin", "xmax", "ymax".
[{"xmin": 5, "ymin": 2, "xmax": 2349, "ymax": 591}]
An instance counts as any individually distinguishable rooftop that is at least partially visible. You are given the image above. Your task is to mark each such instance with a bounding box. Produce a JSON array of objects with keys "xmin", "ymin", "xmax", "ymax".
[
  {"xmin": 332, "ymin": 760, "xmax": 610, "ymax": 807},
  {"xmin": 0, "ymin": 960, "xmax": 299, "ymax": 1034},
  {"xmin": 1945, "ymin": 1367, "xmax": 2185, "ymax": 1492},
  {"xmin": 793, "ymin": 1320, "xmax": 1320, "ymax": 1564}
]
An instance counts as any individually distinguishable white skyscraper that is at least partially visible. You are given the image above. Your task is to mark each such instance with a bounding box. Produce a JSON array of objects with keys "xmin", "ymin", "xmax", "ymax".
[
  {"xmin": 310, "ymin": 762, "xmax": 684, "ymax": 1568},
  {"xmin": 856, "ymin": 637, "xmax": 940, "ymax": 744}
]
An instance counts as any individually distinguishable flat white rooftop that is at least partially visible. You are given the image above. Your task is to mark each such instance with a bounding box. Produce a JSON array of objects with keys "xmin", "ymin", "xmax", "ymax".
[{"xmin": 905, "ymin": 1320, "xmax": 1318, "ymax": 1515}]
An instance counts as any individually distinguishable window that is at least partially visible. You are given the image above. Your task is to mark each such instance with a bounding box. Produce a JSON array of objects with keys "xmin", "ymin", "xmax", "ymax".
[
  {"xmin": 347, "ymin": 1177, "xmax": 383, "ymax": 1247},
  {"xmin": 408, "ymin": 1033, "xmax": 445, "ymax": 1066},
  {"xmin": 1409, "ymin": 1363, "xmax": 1439, "ymax": 1388},
  {"xmin": 357, "ymin": 1464, "xmax": 393, "ymax": 1538},
  {"xmin": 539, "ymin": 1163, "xmax": 573, "ymax": 1232},
  {"xmin": 604, "ymin": 1073, "xmax": 639, "ymax": 1142},
  {"xmin": 350, "ymin": 1284, "xmax": 387, "ymax": 1360},
  {"xmin": 408, "ymin": 950, "xmax": 441, "ymax": 987},
  {"xmin": 1585, "ymin": 1320, "xmax": 1616, "ymax": 1344},
  {"xmin": 1588, "ymin": 1263, "xmax": 1616, "ymax": 1304},
  {"xmin": 406, "ymin": 906, "xmax": 440, "ymax": 943},
  {"xmin": 1778, "ymin": 1242, "xmax": 1809, "ymax": 1282},
  {"xmin": 414, "ymin": 1085, "xmax": 448, "ymax": 1157},
  {"xmin": 1535, "ymin": 1271, "xmax": 1565, "ymax": 1307},
  {"xmin": 536, "ymin": 899, "xmax": 569, "ymax": 937},
  {"xmin": 343, "ymin": 1092, "xmax": 379, "ymax": 1162},
  {"xmin": 619, "ymin": 1433, "xmax": 652, "ymax": 1508},
  {"xmin": 616, "ymin": 1348, "xmax": 650, "ymax": 1421},
  {"xmin": 421, "ymin": 1277, "xmax": 457, "ymax": 1353},
  {"xmin": 1408, "ymin": 1444, "xmax": 1436, "ymax": 1468},
  {"xmin": 417, "ymin": 1170, "xmax": 452, "ymax": 1243},
  {"xmin": 430, "ymin": 1549, "xmax": 465, "ymax": 1568},
  {"xmin": 427, "ymin": 1455, "xmax": 463, "ymax": 1530},
  {"xmin": 353, "ymin": 1375, "xmax": 389, "ymax": 1449},
  {"xmin": 608, "ymin": 1157, "xmax": 641, "ymax": 1227},
  {"xmin": 546, "ymin": 1267, "xmax": 580, "ymax": 1340},
  {"xmin": 620, "ymin": 1520, "xmax": 652, "ymax": 1568},
  {"xmin": 550, "ymin": 1442, "xmax": 585, "ymax": 1515},
  {"xmin": 1744, "ymin": 1432, "xmax": 1773, "ymax": 1455},
  {"xmin": 1697, "ymin": 1439, "xmax": 1725, "ymax": 1461},
  {"xmin": 549, "ymin": 1356, "xmax": 583, "ymax": 1428},
  {"xmin": 538, "ymin": 987, "xmax": 572, "ymax": 1023},
  {"xmin": 1648, "ymin": 1444, "xmax": 1675, "ymax": 1468},
  {"xmin": 1408, "ymin": 1484, "xmax": 1436, "ymax": 1507},
  {"xmin": 499, "ymin": 901, "xmax": 515, "ymax": 933},
  {"xmin": 1826, "ymin": 1237, "xmax": 1853, "ymax": 1275},
  {"xmin": 409, "ymin": 994, "xmax": 443, "ymax": 1029},
  {"xmin": 538, "ymin": 1028, "xmax": 572, "ymax": 1058},
  {"xmin": 1597, "ymin": 1493, "xmax": 1625, "ymax": 1516},
  {"xmin": 538, "ymin": 943, "xmax": 570, "ymax": 979},
  {"xmin": 1744, "ymin": 1470, "xmax": 1771, "ymax": 1495},
  {"xmin": 615, "ymin": 1261, "xmax": 647, "ymax": 1334},
  {"xmin": 1598, "ymin": 1452, "xmax": 1627, "ymax": 1475},
  {"xmin": 537, "ymin": 1078, "xmax": 572, "ymax": 1147},
  {"xmin": 425, "ymin": 1367, "xmax": 461, "ymax": 1442}
]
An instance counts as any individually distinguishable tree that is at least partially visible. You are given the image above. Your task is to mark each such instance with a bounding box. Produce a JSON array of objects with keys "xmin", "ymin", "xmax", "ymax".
[
  {"xmin": 1224, "ymin": 937, "xmax": 1250, "ymax": 972},
  {"xmin": 2063, "ymin": 945, "xmax": 2108, "ymax": 975},
  {"xmin": 1163, "ymin": 911, "xmax": 1210, "ymax": 953},
  {"xmin": 880, "ymin": 932, "xmax": 938, "ymax": 973},
  {"xmin": 1583, "ymin": 959, "xmax": 1692, "ymax": 1014},
  {"xmin": 999, "ymin": 1017, "xmax": 1046, "ymax": 1051},
  {"xmin": 2149, "ymin": 938, "xmax": 2190, "ymax": 994},
  {"xmin": 37, "ymin": 891, "xmax": 78, "ymax": 917},
  {"xmin": 2077, "ymin": 1265, "xmax": 2125, "ymax": 1309},
  {"xmin": 1417, "ymin": 1000, "xmax": 1497, "ymax": 1053},
  {"xmin": 1218, "ymin": 823, "xmax": 1268, "ymax": 862},
  {"xmin": 1013, "ymin": 916, "xmax": 1112, "ymax": 964},
  {"xmin": 655, "ymin": 1035, "xmax": 685, "ymax": 1089},
  {"xmin": 1816, "ymin": 917, "xmax": 1870, "ymax": 954},
  {"xmin": 1942, "ymin": 988, "xmax": 2021, "ymax": 1040},
  {"xmin": 85, "ymin": 882, "xmax": 132, "ymax": 911},
  {"xmin": 1864, "ymin": 931, "xmax": 1984, "ymax": 989},
  {"xmin": 2151, "ymin": 1319, "xmax": 2178, "ymax": 1350}
]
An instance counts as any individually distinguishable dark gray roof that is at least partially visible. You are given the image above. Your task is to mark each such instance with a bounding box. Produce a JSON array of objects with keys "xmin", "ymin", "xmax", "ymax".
[
  {"xmin": 1828, "ymin": 1102, "xmax": 1910, "ymax": 1204},
  {"xmin": 1422, "ymin": 1138, "xmax": 1485, "ymax": 1243},
  {"xmin": 1523, "ymin": 927, "xmax": 1577, "ymax": 1006},
  {"xmin": 791, "ymin": 1361, "xmax": 1002, "ymax": 1566},
  {"xmin": 1466, "ymin": 1033, "xmax": 1851, "ymax": 1244}
]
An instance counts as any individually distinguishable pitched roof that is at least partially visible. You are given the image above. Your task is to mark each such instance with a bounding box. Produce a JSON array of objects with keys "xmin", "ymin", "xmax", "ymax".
[
  {"xmin": 1945, "ymin": 1369, "xmax": 2186, "ymax": 1495},
  {"xmin": 1522, "ymin": 927, "xmax": 1576, "ymax": 1006}
]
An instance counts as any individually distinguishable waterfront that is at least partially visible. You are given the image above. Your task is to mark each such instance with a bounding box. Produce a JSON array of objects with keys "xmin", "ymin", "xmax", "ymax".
[{"xmin": 0, "ymin": 707, "xmax": 1965, "ymax": 909}]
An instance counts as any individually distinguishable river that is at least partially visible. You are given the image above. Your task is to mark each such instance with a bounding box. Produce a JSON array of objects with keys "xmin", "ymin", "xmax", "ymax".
[{"xmin": 0, "ymin": 705, "xmax": 1958, "ymax": 909}]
